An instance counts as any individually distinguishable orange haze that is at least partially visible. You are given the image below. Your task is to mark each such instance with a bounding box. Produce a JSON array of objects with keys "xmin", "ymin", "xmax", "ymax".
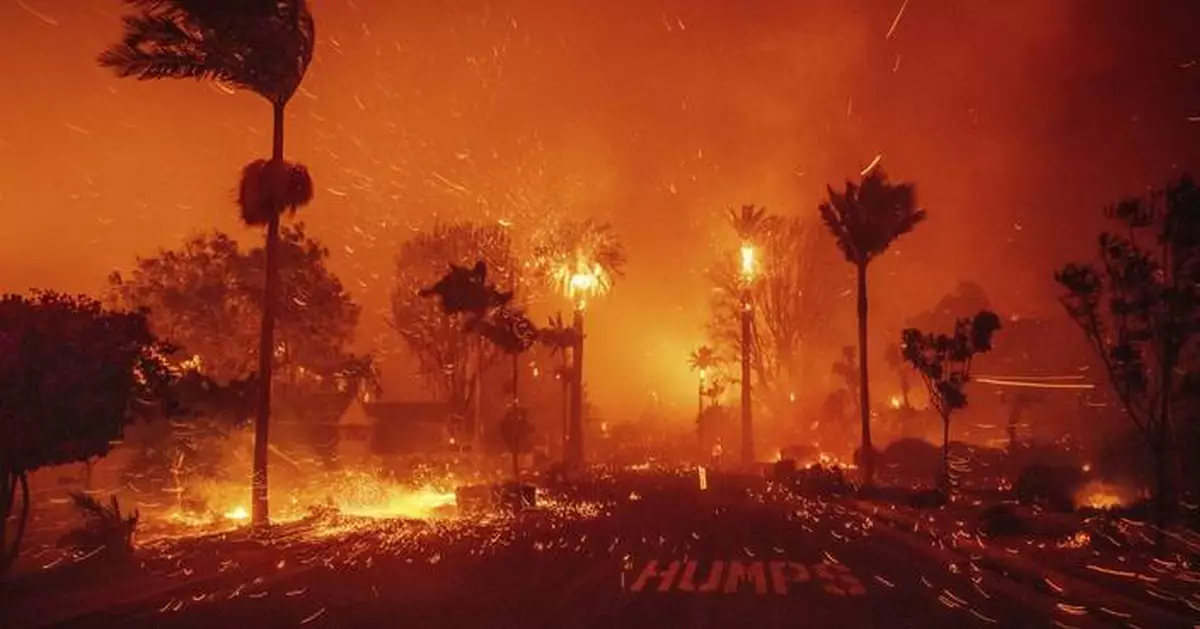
[{"xmin": 1, "ymin": 0, "xmax": 1198, "ymax": 419}]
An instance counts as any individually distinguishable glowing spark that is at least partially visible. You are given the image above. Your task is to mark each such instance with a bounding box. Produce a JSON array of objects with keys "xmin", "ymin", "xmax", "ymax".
[
  {"xmin": 975, "ymin": 378, "xmax": 1094, "ymax": 390},
  {"xmin": 300, "ymin": 608, "xmax": 326, "ymax": 624},
  {"xmin": 860, "ymin": 153, "xmax": 884, "ymax": 176},
  {"xmin": 1086, "ymin": 565, "xmax": 1138, "ymax": 579},
  {"xmin": 886, "ymin": 0, "xmax": 910, "ymax": 40},
  {"xmin": 13, "ymin": 0, "xmax": 58, "ymax": 26}
]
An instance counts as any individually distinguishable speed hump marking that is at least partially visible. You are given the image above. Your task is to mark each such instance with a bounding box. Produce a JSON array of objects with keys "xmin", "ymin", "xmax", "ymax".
[{"xmin": 628, "ymin": 559, "xmax": 866, "ymax": 596}]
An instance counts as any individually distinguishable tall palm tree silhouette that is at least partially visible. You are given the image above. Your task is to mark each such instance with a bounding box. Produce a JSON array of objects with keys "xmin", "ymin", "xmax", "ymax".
[
  {"xmin": 538, "ymin": 312, "xmax": 579, "ymax": 462},
  {"xmin": 100, "ymin": 0, "xmax": 317, "ymax": 527},
  {"xmin": 819, "ymin": 168, "xmax": 925, "ymax": 488}
]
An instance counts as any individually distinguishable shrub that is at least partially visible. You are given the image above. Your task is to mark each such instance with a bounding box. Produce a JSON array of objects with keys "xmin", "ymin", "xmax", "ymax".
[{"xmin": 58, "ymin": 493, "xmax": 139, "ymax": 559}]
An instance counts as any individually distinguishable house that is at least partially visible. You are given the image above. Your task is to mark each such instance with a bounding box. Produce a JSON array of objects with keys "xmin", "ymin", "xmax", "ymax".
[{"xmin": 335, "ymin": 400, "xmax": 454, "ymax": 466}]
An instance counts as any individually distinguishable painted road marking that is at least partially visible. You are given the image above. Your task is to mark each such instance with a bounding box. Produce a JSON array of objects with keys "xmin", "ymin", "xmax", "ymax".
[{"xmin": 629, "ymin": 559, "xmax": 865, "ymax": 596}]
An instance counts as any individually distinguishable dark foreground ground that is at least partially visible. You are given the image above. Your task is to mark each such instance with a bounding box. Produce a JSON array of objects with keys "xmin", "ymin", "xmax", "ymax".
[{"xmin": 2, "ymin": 469, "xmax": 1181, "ymax": 629}]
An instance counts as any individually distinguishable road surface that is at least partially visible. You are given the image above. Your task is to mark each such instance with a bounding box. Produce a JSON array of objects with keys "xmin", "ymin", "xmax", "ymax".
[{"xmin": 21, "ymin": 470, "xmax": 1144, "ymax": 628}]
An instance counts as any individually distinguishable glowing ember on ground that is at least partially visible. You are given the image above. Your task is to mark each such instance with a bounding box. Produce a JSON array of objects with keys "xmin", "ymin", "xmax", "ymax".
[
  {"xmin": 151, "ymin": 469, "xmax": 460, "ymax": 538},
  {"xmin": 223, "ymin": 506, "xmax": 249, "ymax": 521},
  {"xmin": 335, "ymin": 485, "xmax": 457, "ymax": 520}
]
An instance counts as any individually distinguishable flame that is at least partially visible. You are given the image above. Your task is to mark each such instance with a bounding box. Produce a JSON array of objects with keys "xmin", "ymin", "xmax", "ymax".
[
  {"xmin": 739, "ymin": 243, "xmax": 756, "ymax": 280},
  {"xmin": 1075, "ymin": 480, "xmax": 1127, "ymax": 510},
  {"xmin": 888, "ymin": 395, "xmax": 903, "ymax": 409},
  {"xmin": 158, "ymin": 470, "xmax": 459, "ymax": 536},
  {"xmin": 554, "ymin": 255, "xmax": 609, "ymax": 310},
  {"xmin": 1057, "ymin": 531, "xmax": 1091, "ymax": 549}
]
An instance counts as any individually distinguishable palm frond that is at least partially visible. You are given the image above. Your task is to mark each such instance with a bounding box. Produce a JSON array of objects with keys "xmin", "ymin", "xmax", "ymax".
[
  {"xmin": 101, "ymin": 0, "xmax": 315, "ymax": 104},
  {"xmin": 727, "ymin": 204, "xmax": 770, "ymax": 241},
  {"xmin": 818, "ymin": 168, "xmax": 925, "ymax": 266}
]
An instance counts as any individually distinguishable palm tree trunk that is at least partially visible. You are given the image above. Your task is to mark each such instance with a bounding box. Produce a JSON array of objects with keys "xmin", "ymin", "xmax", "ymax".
[
  {"xmin": 740, "ymin": 288, "xmax": 754, "ymax": 465},
  {"xmin": 568, "ymin": 309, "xmax": 585, "ymax": 468},
  {"xmin": 560, "ymin": 356, "xmax": 569, "ymax": 463},
  {"xmin": 251, "ymin": 101, "xmax": 286, "ymax": 529},
  {"xmin": 856, "ymin": 262, "xmax": 874, "ymax": 488},
  {"xmin": 941, "ymin": 415, "xmax": 951, "ymax": 492}
]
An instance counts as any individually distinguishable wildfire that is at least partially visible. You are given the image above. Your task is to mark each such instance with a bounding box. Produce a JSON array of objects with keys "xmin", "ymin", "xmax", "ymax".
[
  {"xmin": 739, "ymin": 243, "xmax": 756, "ymax": 280},
  {"xmin": 554, "ymin": 256, "xmax": 610, "ymax": 310},
  {"xmin": 816, "ymin": 452, "xmax": 856, "ymax": 469},
  {"xmin": 157, "ymin": 470, "xmax": 459, "ymax": 537},
  {"xmin": 1075, "ymin": 480, "xmax": 1127, "ymax": 510}
]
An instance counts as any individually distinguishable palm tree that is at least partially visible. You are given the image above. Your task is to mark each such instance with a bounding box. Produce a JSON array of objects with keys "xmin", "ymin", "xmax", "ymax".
[
  {"xmin": 687, "ymin": 345, "xmax": 719, "ymax": 415},
  {"xmin": 100, "ymin": 0, "xmax": 317, "ymax": 528},
  {"xmin": 726, "ymin": 205, "xmax": 772, "ymax": 243},
  {"xmin": 726, "ymin": 205, "xmax": 772, "ymax": 465},
  {"xmin": 531, "ymin": 219, "xmax": 626, "ymax": 468},
  {"xmin": 819, "ymin": 169, "xmax": 926, "ymax": 488},
  {"xmin": 539, "ymin": 312, "xmax": 579, "ymax": 462}
]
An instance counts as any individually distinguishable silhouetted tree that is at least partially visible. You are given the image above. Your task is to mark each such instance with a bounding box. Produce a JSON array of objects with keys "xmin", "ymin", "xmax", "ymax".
[
  {"xmin": 907, "ymin": 282, "xmax": 993, "ymax": 333},
  {"xmin": 538, "ymin": 312, "xmax": 578, "ymax": 457},
  {"xmin": 902, "ymin": 311, "xmax": 1002, "ymax": 491},
  {"xmin": 0, "ymin": 292, "xmax": 176, "ymax": 575},
  {"xmin": 109, "ymin": 226, "xmax": 367, "ymax": 388},
  {"xmin": 708, "ymin": 215, "xmax": 850, "ymax": 421},
  {"xmin": 477, "ymin": 305, "xmax": 538, "ymax": 479},
  {"xmin": 1057, "ymin": 176, "xmax": 1200, "ymax": 536},
  {"xmin": 101, "ymin": 0, "xmax": 318, "ymax": 528},
  {"xmin": 820, "ymin": 168, "xmax": 927, "ymax": 487},
  {"xmin": 391, "ymin": 223, "xmax": 514, "ymax": 428}
]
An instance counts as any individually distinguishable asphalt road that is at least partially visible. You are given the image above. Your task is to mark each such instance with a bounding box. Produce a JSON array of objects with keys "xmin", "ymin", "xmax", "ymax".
[{"xmin": 31, "ymin": 470, "xmax": 1132, "ymax": 629}]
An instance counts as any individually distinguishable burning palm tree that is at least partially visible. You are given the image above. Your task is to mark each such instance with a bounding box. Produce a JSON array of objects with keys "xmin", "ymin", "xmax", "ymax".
[
  {"xmin": 530, "ymin": 219, "xmax": 625, "ymax": 468},
  {"xmin": 100, "ymin": 0, "xmax": 317, "ymax": 528},
  {"xmin": 726, "ymin": 205, "xmax": 770, "ymax": 465},
  {"xmin": 688, "ymin": 345, "xmax": 720, "ymax": 415}
]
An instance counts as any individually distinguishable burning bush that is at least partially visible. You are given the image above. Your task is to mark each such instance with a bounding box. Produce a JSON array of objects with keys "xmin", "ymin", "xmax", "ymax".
[{"xmin": 59, "ymin": 493, "xmax": 139, "ymax": 560}]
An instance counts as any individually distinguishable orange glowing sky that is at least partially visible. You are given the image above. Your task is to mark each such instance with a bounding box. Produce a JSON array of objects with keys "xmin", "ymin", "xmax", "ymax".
[{"xmin": 1, "ymin": 1, "xmax": 1198, "ymax": 417}]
